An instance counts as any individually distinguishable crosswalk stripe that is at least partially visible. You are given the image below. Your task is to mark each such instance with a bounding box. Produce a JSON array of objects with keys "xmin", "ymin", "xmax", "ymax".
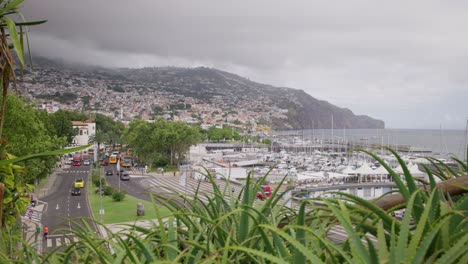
[
  {"xmin": 44, "ymin": 235, "xmax": 79, "ymax": 248},
  {"xmin": 141, "ymin": 177, "xmax": 241, "ymax": 204}
]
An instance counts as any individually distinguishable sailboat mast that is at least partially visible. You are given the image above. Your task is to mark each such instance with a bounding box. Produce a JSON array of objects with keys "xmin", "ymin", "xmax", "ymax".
[
  {"xmin": 331, "ymin": 115, "xmax": 334, "ymax": 154},
  {"xmin": 464, "ymin": 119, "xmax": 468, "ymax": 162}
]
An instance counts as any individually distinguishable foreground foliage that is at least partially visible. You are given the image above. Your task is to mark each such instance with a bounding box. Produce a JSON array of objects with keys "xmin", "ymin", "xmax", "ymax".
[{"xmin": 1, "ymin": 148, "xmax": 467, "ymax": 263}]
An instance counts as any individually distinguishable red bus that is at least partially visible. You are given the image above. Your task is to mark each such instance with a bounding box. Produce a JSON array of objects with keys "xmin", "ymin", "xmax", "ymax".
[{"xmin": 72, "ymin": 154, "xmax": 82, "ymax": 166}]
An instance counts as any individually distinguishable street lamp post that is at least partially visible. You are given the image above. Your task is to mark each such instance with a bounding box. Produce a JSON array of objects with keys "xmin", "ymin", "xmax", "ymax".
[
  {"xmin": 117, "ymin": 156, "xmax": 121, "ymax": 192},
  {"xmin": 99, "ymin": 166, "xmax": 103, "ymax": 223}
]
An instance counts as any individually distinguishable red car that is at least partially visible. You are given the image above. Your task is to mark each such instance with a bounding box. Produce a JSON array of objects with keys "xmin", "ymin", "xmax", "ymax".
[
  {"xmin": 72, "ymin": 160, "xmax": 81, "ymax": 166},
  {"xmin": 101, "ymin": 161, "xmax": 108, "ymax": 166},
  {"xmin": 256, "ymin": 186, "xmax": 272, "ymax": 200}
]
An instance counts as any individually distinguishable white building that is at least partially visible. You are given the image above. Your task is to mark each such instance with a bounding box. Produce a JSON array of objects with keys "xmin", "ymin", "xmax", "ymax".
[{"xmin": 71, "ymin": 121, "xmax": 96, "ymax": 146}]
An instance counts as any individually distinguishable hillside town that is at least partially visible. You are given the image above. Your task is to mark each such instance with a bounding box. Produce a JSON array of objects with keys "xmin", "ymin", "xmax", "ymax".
[{"xmin": 19, "ymin": 63, "xmax": 290, "ymax": 132}]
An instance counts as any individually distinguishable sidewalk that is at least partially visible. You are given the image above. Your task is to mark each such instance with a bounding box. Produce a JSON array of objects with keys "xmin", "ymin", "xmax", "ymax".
[
  {"xmin": 22, "ymin": 201, "xmax": 46, "ymax": 252},
  {"xmin": 34, "ymin": 166, "xmax": 64, "ymax": 200},
  {"xmin": 21, "ymin": 167, "xmax": 64, "ymax": 252}
]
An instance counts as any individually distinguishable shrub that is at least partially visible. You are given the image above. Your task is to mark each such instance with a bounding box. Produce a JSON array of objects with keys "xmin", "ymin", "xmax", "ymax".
[
  {"xmin": 103, "ymin": 185, "xmax": 114, "ymax": 196},
  {"xmin": 92, "ymin": 175, "xmax": 106, "ymax": 188},
  {"xmin": 112, "ymin": 191, "xmax": 126, "ymax": 202}
]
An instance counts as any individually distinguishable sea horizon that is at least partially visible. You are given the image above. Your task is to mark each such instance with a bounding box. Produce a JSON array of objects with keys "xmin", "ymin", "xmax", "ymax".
[{"xmin": 276, "ymin": 128, "xmax": 468, "ymax": 160}]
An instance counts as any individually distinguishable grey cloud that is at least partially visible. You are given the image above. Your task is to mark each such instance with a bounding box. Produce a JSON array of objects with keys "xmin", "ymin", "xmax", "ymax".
[{"xmin": 22, "ymin": 0, "xmax": 468, "ymax": 129}]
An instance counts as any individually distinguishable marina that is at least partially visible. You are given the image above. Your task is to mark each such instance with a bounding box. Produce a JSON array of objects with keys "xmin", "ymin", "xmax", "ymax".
[{"xmin": 189, "ymin": 128, "xmax": 467, "ymax": 201}]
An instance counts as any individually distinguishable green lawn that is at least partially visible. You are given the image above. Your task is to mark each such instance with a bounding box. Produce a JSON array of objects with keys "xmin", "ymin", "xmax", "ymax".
[{"xmin": 87, "ymin": 184, "xmax": 171, "ymax": 224}]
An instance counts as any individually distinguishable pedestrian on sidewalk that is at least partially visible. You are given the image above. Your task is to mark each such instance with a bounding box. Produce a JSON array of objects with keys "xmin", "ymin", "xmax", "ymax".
[{"xmin": 43, "ymin": 226, "xmax": 49, "ymax": 240}]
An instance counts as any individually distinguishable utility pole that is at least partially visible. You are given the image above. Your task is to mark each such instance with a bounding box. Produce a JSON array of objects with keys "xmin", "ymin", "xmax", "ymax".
[{"xmin": 99, "ymin": 166, "xmax": 103, "ymax": 223}]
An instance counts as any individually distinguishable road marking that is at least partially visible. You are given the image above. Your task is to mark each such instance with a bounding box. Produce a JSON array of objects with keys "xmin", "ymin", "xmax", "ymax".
[
  {"xmin": 56, "ymin": 238, "xmax": 61, "ymax": 247},
  {"xmin": 47, "ymin": 239, "xmax": 52, "ymax": 247},
  {"xmin": 65, "ymin": 238, "xmax": 70, "ymax": 244},
  {"xmin": 56, "ymin": 204, "xmax": 59, "ymax": 210},
  {"xmin": 77, "ymin": 203, "xmax": 81, "ymax": 209}
]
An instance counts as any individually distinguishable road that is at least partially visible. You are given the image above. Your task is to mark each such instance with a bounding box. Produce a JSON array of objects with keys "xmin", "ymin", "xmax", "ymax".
[{"xmin": 40, "ymin": 161, "xmax": 93, "ymax": 251}]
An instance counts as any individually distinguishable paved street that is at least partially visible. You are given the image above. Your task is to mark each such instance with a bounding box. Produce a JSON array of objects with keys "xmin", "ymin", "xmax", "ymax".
[{"xmin": 38, "ymin": 161, "xmax": 93, "ymax": 252}]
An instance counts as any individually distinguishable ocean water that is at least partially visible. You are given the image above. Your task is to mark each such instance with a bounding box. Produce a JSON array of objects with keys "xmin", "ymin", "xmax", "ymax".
[{"xmin": 298, "ymin": 129, "xmax": 468, "ymax": 159}]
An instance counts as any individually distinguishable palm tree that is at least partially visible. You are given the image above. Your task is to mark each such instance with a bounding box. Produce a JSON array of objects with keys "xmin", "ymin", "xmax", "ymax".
[{"xmin": 88, "ymin": 130, "xmax": 109, "ymax": 157}]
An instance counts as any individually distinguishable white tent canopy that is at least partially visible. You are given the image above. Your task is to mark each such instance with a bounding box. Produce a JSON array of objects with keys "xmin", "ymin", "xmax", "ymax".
[
  {"xmin": 408, "ymin": 163, "xmax": 426, "ymax": 177},
  {"xmin": 354, "ymin": 163, "xmax": 377, "ymax": 175},
  {"xmin": 341, "ymin": 166, "xmax": 356, "ymax": 175},
  {"xmin": 373, "ymin": 165, "xmax": 391, "ymax": 175},
  {"xmin": 394, "ymin": 165, "xmax": 404, "ymax": 174}
]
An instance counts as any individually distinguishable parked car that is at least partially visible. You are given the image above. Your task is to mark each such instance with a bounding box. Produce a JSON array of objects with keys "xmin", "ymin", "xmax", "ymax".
[
  {"xmin": 83, "ymin": 159, "xmax": 91, "ymax": 166},
  {"xmin": 64, "ymin": 160, "xmax": 72, "ymax": 165},
  {"xmin": 101, "ymin": 161, "xmax": 108, "ymax": 166},
  {"xmin": 71, "ymin": 187, "xmax": 81, "ymax": 196},
  {"xmin": 120, "ymin": 173, "xmax": 130, "ymax": 181},
  {"xmin": 256, "ymin": 185, "xmax": 272, "ymax": 200},
  {"xmin": 74, "ymin": 179, "xmax": 84, "ymax": 188},
  {"xmin": 105, "ymin": 170, "xmax": 113, "ymax": 176}
]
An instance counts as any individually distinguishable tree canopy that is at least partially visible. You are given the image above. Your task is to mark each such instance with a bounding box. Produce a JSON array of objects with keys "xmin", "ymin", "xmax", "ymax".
[{"xmin": 122, "ymin": 119, "xmax": 201, "ymax": 167}]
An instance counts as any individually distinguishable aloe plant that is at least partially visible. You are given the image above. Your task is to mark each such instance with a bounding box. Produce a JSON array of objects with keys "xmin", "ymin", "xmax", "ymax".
[{"xmin": 0, "ymin": 148, "xmax": 464, "ymax": 263}]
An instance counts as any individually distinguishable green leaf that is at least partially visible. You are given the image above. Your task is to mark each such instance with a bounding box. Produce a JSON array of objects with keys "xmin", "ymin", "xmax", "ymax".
[
  {"xmin": 239, "ymin": 173, "xmax": 252, "ymax": 242},
  {"xmin": 293, "ymin": 201, "xmax": 306, "ymax": 264},
  {"xmin": 4, "ymin": 16, "xmax": 24, "ymax": 67},
  {"xmin": 0, "ymin": 145, "xmax": 90, "ymax": 165},
  {"xmin": 405, "ymin": 190, "xmax": 434, "ymax": 262},
  {"xmin": 376, "ymin": 221, "xmax": 389, "ymax": 262},
  {"xmin": 326, "ymin": 200, "xmax": 371, "ymax": 263},
  {"xmin": 3, "ymin": 0, "xmax": 23, "ymax": 14}
]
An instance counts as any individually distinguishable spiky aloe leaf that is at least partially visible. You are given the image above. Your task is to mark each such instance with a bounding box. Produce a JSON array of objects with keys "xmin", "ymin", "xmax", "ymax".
[
  {"xmin": 355, "ymin": 148, "xmax": 410, "ymax": 201},
  {"xmin": 412, "ymin": 213, "xmax": 459, "ymax": 263},
  {"xmin": 404, "ymin": 190, "xmax": 438, "ymax": 261},
  {"xmin": 260, "ymin": 224, "xmax": 328, "ymax": 263},
  {"xmin": 325, "ymin": 200, "xmax": 371, "ymax": 263},
  {"xmin": 224, "ymin": 246, "xmax": 288, "ymax": 263},
  {"xmin": 426, "ymin": 157, "xmax": 459, "ymax": 179},
  {"xmin": 331, "ymin": 191, "xmax": 398, "ymax": 235},
  {"xmin": 376, "ymin": 221, "xmax": 389, "ymax": 262},
  {"xmin": 358, "ymin": 147, "xmax": 428, "ymax": 223},
  {"xmin": 125, "ymin": 233, "xmax": 157, "ymax": 262},
  {"xmin": 449, "ymin": 195, "xmax": 468, "ymax": 236},
  {"xmin": 393, "ymin": 191, "xmax": 418, "ymax": 264},
  {"xmin": 239, "ymin": 173, "xmax": 253, "ymax": 243},
  {"xmin": 293, "ymin": 201, "xmax": 307, "ymax": 264},
  {"xmin": 450, "ymin": 156, "xmax": 468, "ymax": 174}
]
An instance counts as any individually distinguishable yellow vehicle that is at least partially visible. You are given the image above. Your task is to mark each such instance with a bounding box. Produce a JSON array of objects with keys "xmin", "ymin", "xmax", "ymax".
[
  {"xmin": 109, "ymin": 154, "xmax": 118, "ymax": 164},
  {"xmin": 74, "ymin": 179, "xmax": 84, "ymax": 188},
  {"xmin": 121, "ymin": 156, "xmax": 132, "ymax": 168}
]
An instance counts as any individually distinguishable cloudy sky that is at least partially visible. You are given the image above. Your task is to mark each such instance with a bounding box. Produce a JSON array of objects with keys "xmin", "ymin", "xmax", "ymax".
[{"xmin": 22, "ymin": 0, "xmax": 468, "ymax": 129}]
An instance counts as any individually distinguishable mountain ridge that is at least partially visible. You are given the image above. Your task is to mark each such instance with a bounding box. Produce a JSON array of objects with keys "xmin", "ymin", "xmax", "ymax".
[{"xmin": 21, "ymin": 57, "xmax": 385, "ymax": 129}]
